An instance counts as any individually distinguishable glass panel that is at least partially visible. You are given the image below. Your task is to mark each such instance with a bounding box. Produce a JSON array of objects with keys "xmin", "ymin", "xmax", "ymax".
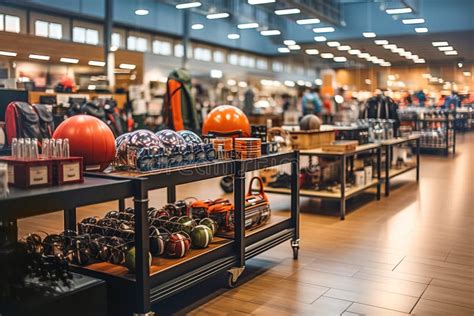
[
  {"xmin": 256, "ymin": 58, "xmax": 268, "ymax": 70},
  {"xmin": 136, "ymin": 37, "xmax": 147, "ymax": 52},
  {"xmin": 5, "ymin": 15, "xmax": 20, "ymax": 33},
  {"xmin": 0, "ymin": 14, "xmax": 4, "ymax": 31},
  {"xmin": 228, "ymin": 53, "xmax": 238, "ymax": 65},
  {"xmin": 35, "ymin": 20, "xmax": 48, "ymax": 37},
  {"xmin": 272, "ymin": 62, "xmax": 283, "ymax": 72},
  {"xmin": 85, "ymin": 29, "xmax": 99, "ymax": 45},
  {"xmin": 248, "ymin": 56, "xmax": 255, "ymax": 68},
  {"xmin": 49, "ymin": 22, "xmax": 62, "ymax": 39},
  {"xmin": 127, "ymin": 36, "xmax": 136, "ymax": 50},
  {"xmin": 174, "ymin": 44, "xmax": 183, "ymax": 57},
  {"xmin": 213, "ymin": 51, "xmax": 225, "ymax": 63},
  {"xmin": 111, "ymin": 33, "xmax": 121, "ymax": 48},
  {"xmin": 73, "ymin": 27, "xmax": 85, "ymax": 43}
]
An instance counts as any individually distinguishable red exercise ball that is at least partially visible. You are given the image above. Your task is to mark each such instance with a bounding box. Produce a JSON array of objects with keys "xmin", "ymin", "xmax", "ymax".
[
  {"xmin": 53, "ymin": 115, "xmax": 116, "ymax": 171},
  {"xmin": 202, "ymin": 105, "xmax": 251, "ymax": 137}
]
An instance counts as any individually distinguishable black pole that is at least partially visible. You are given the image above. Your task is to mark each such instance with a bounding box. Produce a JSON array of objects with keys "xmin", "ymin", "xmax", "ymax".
[
  {"xmin": 104, "ymin": 0, "xmax": 113, "ymax": 84},
  {"xmin": 182, "ymin": 10, "xmax": 190, "ymax": 68}
]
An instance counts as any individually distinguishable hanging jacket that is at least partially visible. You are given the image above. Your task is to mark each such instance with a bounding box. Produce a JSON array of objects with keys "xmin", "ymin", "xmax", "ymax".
[{"xmin": 362, "ymin": 95, "xmax": 400, "ymax": 131}]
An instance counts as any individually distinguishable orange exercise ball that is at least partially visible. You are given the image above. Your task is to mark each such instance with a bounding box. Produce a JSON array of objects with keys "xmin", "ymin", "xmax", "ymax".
[
  {"xmin": 53, "ymin": 115, "xmax": 116, "ymax": 171},
  {"xmin": 202, "ymin": 105, "xmax": 251, "ymax": 137}
]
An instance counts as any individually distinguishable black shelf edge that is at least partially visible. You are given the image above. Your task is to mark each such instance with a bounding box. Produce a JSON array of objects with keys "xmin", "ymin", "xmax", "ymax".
[{"xmin": 245, "ymin": 228, "xmax": 294, "ymax": 260}]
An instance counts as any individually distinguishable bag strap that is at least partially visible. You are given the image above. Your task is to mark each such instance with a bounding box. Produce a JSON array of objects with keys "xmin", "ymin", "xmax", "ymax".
[{"xmin": 246, "ymin": 176, "xmax": 267, "ymax": 200}]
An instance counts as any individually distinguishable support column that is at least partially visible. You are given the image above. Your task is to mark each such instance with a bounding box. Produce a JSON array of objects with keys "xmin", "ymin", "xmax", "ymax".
[
  {"xmin": 182, "ymin": 10, "xmax": 190, "ymax": 68},
  {"xmin": 104, "ymin": 0, "xmax": 115, "ymax": 90}
]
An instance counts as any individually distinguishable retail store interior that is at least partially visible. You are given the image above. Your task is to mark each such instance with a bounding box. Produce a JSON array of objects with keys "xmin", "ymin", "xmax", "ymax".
[{"xmin": 0, "ymin": 0, "xmax": 473, "ymax": 315}]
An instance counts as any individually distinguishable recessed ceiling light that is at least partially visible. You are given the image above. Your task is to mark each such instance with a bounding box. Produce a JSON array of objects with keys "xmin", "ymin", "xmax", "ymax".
[
  {"xmin": 358, "ymin": 53, "xmax": 370, "ymax": 58},
  {"xmin": 314, "ymin": 36, "xmax": 327, "ymax": 42},
  {"xmin": 438, "ymin": 46, "xmax": 453, "ymax": 51},
  {"xmin": 237, "ymin": 22, "xmax": 259, "ymax": 29},
  {"xmin": 415, "ymin": 27, "xmax": 428, "ymax": 33},
  {"xmin": 315, "ymin": 78, "xmax": 323, "ymax": 85},
  {"xmin": 119, "ymin": 63, "xmax": 136, "ymax": 70},
  {"xmin": 383, "ymin": 44, "xmax": 397, "ymax": 50},
  {"xmin": 210, "ymin": 69, "xmax": 223, "ymax": 78},
  {"xmin": 374, "ymin": 40, "xmax": 388, "ymax": 45},
  {"xmin": 363, "ymin": 32, "xmax": 376, "ymax": 38},
  {"xmin": 176, "ymin": 2, "xmax": 202, "ymax": 9},
  {"xmin": 432, "ymin": 41, "xmax": 449, "ymax": 47},
  {"xmin": 88, "ymin": 60, "xmax": 105, "ymax": 67},
  {"xmin": 392, "ymin": 48, "xmax": 405, "ymax": 53},
  {"xmin": 227, "ymin": 33, "xmax": 240, "ymax": 40},
  {"xmin": 296, "ymin": 80, "xmax": 305, "ymax": 86},
  {"xmin": 463, "ymin": 71, "xmax": 471, "ymax": 76},
  {"xmin": 60, "ymin": 57, "xmax": 79, "ymax": 64},
  {"xmin": 334, "ymin": 56, "xmax": 347, "ymax": 62},
  {"xmin": 227, "ymin": 79, "xmax": 237, "ymax": 86},
  {"xmin": 248, "ymin": 0, "xmax": 275, "ymax": 4},
  {"xmin": 348, "ymin": 49, "xmax": 361, "ymax": 55},
  {"xmin": 0, "ymin": 50, "xmax": 17, "ymax": 57},
  {"xmin": 296, "ymin": 18, "xmax": 320, "ymax": 25},
  {"xmin": 260, "ymin": 29, "xmax": 280, "ymax": 36},
  {"xmin": 288, "ymin": 45, "xmax": 301, "ymax": 50},
  {"xmin": 313, "ymin": 27, "xmax": 335, "ymax": 33},
  {"xmin": 320, "ymin": 53, "xmax": 334, "ymax": 59},
  {"xmin": 29, "ymin": 54, "xmax": 50, "ymax": 60},
  {"xmin": 438, "ymin": 78, "xmax": 444, "ymax": 83},
  {"xmin": 327, "ymin": 41, "xmax": 340, "ymax": 47},
  {"xmin": 414, "ymin": 59, "xmax": 425, "ymax": 63},
  {"xmin": 305, "ymin": 49, "xmax": 319, "ymax": 55},
  {"xmin": 275, "ymin": 8, "xmax": 300, "ymax": 15},
  {"xmin": 278, "ymin": 47, "xmax": 290, "ymax": 53},
  {"xmin": 206, "ymin": 12, "xmax": 230, "ymax": 19},
  {"xmin": 402, "ymin": 18, "xmax": 425, "ymax": 24},
  {"xmin": 386, "ymin": 7, "xmax": 413, "ymax": 14},
  {"xmin": 381, "ymin": 62, "xmax": 391, "ymax": 67},
  {"xmin": 284, "ymin": 80, "xmax": 295, "ymax": 87},
  {"xmin": 400, "ymin": 52, "xmax": 412, "ymax": 57},
  {"xmin": 134, "ymin": 9, "xmax": 149, "ymax": 15},
  {"xmin": 337, "ymin": 45, "xmax": 351, "ymax": 51},
  {"xmin": 284, "ymin": 40, "xmax": 296, "ymax": 46},
  {"xmin": 407, "ymin": 54, "xmax": 419, "ymax": 59},
  {"xmin": 444, "ymin": 50, "xmax": 458, "ymax": 55},
  {"xmin": 422, "ymin": 73, "xmax": 431, "ymax": 78},
  {"xmin": 191, "ymin": 23, "xmax": 204, "ymax": 30}
]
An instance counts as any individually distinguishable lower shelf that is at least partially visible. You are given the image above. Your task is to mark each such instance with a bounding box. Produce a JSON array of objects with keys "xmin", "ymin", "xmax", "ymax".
[
  {"xmin": 383, "ymin": 164, "xmax": 417, "ymax": 179},
  {"xmin": 265, "ymin": 179, "xmax": 379, "ymax": 199}
]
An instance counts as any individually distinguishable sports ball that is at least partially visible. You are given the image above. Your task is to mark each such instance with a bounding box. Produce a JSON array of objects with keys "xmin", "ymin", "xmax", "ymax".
[
  {"xmin": 149, "ymin": 226, "xmax": 168, "ymax": 256},
  {"xmin": 124, "ymin": 247, "xmax": 152, "ymax": 273},
  {"xmin": 115, "ymin": 132, "xmax": 132, "ymax": 166},
  {"xmin": 190, "ymin": 225, "xmax": 213, "ymax": 248},
  {"xmin": 177, "ymin": 130, "xmax": 203, "ymax": 146},
  {"xmin": 53, "ymin": 115, "xmax": 116, "ymax": 171},
  {"xmin": 175, "ymin": 216, "xmax": 196, "ymax": 234},
  {"xmin": 299, "ymin": 114, "xmax": 322, "ymax": 131},
  {"xmin": 155, "ymin": 129, "xmax": 186, "ymax": 149},
  {"xmin": 202, "ymin": 105, "xmax": 251, "ymax": 137},
  {"xmin": 165, "ymin": 232, "xmax": 191, "ymax": 258},
  {"xmin": 199, "ymin": 218, "xmax": 218, "ymax": 236}
]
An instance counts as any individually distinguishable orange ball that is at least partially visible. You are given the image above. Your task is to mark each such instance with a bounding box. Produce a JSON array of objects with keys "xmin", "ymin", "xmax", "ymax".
[
  {"xmin": 202, "ymin": 105, "xmax": 251, "ymax": 137},
  {"xmin": 53, "ymin": 115, "xmax": 116, "ymax": 171}
]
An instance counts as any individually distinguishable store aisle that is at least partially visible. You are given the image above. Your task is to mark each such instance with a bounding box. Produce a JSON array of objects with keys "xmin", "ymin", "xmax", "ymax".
[
  {"xmin": 181, "ymin": 133, "xmax": 474, "ymax": 316},
  {"xmin": 17, "ymin": 134, "xmax": 474, "ymax": 315}
]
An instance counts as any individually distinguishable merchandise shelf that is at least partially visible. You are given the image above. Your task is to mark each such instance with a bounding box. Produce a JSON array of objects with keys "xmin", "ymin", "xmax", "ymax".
[{"xmin": 380, "ymin": 135, "xmax": 421, "ymax": 196}]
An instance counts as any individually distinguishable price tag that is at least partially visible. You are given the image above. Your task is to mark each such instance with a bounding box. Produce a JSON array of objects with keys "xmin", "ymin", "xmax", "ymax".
[
  {"xmin": 29, "ymin": 166, "xmax": 48, "ymax": 185},
  {"xmin": 62, "ymin": 162, "xmax": 80, "ymax": 182}
]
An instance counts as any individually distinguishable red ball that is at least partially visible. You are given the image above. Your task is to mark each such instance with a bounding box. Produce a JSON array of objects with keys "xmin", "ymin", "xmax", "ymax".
[
  {"xmin": 165, "ymin": 232, "xmax": 191, "ymax": 258},
  {"xmin": 202, "ymin": 105, "xmax": 251, "ymax": 137},
  {"xmin": 53, "ymin": 115, "xmax": 115, "ymax": 171}
]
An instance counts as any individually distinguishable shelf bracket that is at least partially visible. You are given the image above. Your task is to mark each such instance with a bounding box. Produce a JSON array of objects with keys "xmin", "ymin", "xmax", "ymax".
[{"xmin": 228, "ymin": 266, "xmax": 245, "ymax": 283}]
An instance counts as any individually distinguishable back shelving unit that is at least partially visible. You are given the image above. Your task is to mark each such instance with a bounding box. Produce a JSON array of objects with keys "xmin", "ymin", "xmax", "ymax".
[{"xmin": 7, "ymin": 151, "xmax": 299, "ymax": 316}]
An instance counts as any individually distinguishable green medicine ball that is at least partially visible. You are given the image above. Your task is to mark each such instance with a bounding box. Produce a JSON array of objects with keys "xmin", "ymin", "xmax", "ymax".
[
  {"xmin": 175, "ymin": 216, "xmax": 196, "ymax": 234},
  {"xmin": 199, "ymin": 217, "xmax": 218, "ymax": 236},
  {"xmin": 124, "ymin": 247, "xmax": 152, "ymax": 273},
  {"xmin": 190, "ymin": 225, "xmax": 213, "ymax": 248}
]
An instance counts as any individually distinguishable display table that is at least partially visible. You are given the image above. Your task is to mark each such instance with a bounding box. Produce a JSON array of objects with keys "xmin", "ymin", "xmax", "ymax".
[
  {"xmin": 265, "ymin": 143, "xmax": 381, "ymax": 220},
  {"xmin": 380, "ymin": 135, "xmax": 421, "ymax": 196}
]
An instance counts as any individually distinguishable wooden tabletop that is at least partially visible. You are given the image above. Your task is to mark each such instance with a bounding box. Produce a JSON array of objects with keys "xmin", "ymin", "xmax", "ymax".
[{"xmin": 301, "ymin": 143, "xmax": 380, "ymax": 156}]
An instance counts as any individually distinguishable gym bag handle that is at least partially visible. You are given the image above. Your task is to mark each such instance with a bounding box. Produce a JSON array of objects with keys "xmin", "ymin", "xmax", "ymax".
[{"xmin": 246, "ymin": 176, "xmax": 268, "ymax": 201}]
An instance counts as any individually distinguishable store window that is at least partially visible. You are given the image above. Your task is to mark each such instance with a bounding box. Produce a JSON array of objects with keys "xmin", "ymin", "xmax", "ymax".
[
  {"xmin": 35, "ymin": 20, "xmax": 62, "ymax": 39},
  {"xmin": 213, "ymin": 51, "xmax": 225, "ymax": 63},
  {"xmin": 284, "ymin": 64, "xmax": 292, "ymax": 73},
  {"xmin": 73, "ymin": 26, "xmax": 99, "ymax": 45},
  {"xmin": 228, "ymin": 53, "xmax": 239, "ymax": 65},
  {"xmin": 111, "ymin": 33, "xmax": 121, "ymax": 49},
  {"xmin": 272, "ymin": 61, "xmax": 283, "ymax": 72},
  {"xmin": 194, "ymin": 47, "xmax": 212, "ymax": 62},
  {"xmin": 128, "ymin": 35, "xmax": 148, "ymax": 52},
  {"xmin": 174, "ymin": 43, "xmax": 192, "ymax": 58},
  {"xmin": 153, "ymin": 40, "xmax": 172, "ymax": 56},
  {"xmin": 248, "ymin": 56, "xmax": 255, "ymax": 68},
  {"xmin": 0, "ymin": 14, "xmax": 20, "ymax": 33},
  {"xmin": 256, "ymin": 58, "xmax": 268, "ymax": 70},
  {"xmin": 296, "ymin": 66, "xmax": 305, "ymax": 76}
]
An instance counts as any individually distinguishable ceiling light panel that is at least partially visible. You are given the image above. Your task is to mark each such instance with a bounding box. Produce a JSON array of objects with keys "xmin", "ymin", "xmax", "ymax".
[
  {"xmin": 432, "ymin": 41, "xmax": 449, "ymax": 46},
  {"xmin": 284, "ymin": 40, "xmax": 296, "ymax": 46},
  {"xmin": 176, "ymin": 2, "xmax": 202, "ymax": 9},
  {"xmin": 288, "ymin": 45, "xmax": 301, "ymax": 50},
  {"xmin": 0, "ymin": 50, "xmax": 17, "ymax": 57},
  {"xmin": 438, "ymin": 46, "xmax": 453, "ymax": 51},
  {"xmin": 334, "ymin": 56, "xmax": 347, "ymax": 62},
  {"xmin": 60, "ymin": 57, "xmax": 79, "ymax": 64},
  {"xmin": 305, "ymin": 49, "xmax": 319, "ymax": 55},
  {"xmin": 314, "ymin": 36, "xmax": 327, "ymax": 42},
  {"xmin": 337, "ymin": 45, "xmax": 351, "ymax": 51},
  {"xmin": 296, "ymin": 18, "xmax": 320, "ymax": 25},
  {"xmin": 386, "ymin": 7, "xmax": 413, "ymax": 14},
  {"xmin": 444, "ymin": 50, "xmax": 458, "ymax": 55},
  {"xmin": 327, "ymin": 41, "xmax": 340, "ymax": 47},
  {"xmin": 275, "ymin": 8, "xmax": 300, "ymax": 15},
  {"xmin": 363, "ymin": 32, "xmax": 376, "ymax": 38},
  {"xmin": 402, "ymin": 18, "xmax": 425, "ymax": 24},
  {"xmin": 248, "ymin": 0, "xmax": 275, "ymax": 4},
  {"xmin": 278, "ymin": 47, "xmax": 290, "ymax": 53},
  {"xmin": 313, "ymin": 27, "xmax": 335, "ymax": 33},
  {"xmin": 227, "ymin": 33, "xmax": 240, "ymax": 39},
  {"xmin": 206, "ymin": 12, "xmax": 229, "ymax": 19},
  {"xmin": 415, "ymin": 27, "xmax": 428, "ymax": 33},
  {"xmin": 261, "ymin": 30, "xmax": 281, "ymax": 36},
  {"xmin": 29, "ymin": 54, "xmax": 50, "ymax": 60},
  {"xmin": 374, "ymin": 40, "xmax": 388, "ymax": 45},
  {"xmin": 237, "ymin": 22, "xmax": 259, "ymax": 29},
  {"xmin": 348, "ymin": 49, "xmax": 360, "ymax": 55},
  {"xmin": 191, "ymin": 23, "xmax": 204, "ymax": 30},
  {"xmin": 320, "ymin": 53, "xmax": 334, "ymax": 59}
]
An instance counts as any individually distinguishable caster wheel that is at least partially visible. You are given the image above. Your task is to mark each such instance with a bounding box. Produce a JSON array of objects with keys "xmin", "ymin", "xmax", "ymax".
[
  {"xmin": 292, "ymin": 246, "xmax": 299, "ymax": 260},
  {"xmin": 227, "ymin": 272, "xmax": 238, "ymax": 288}
]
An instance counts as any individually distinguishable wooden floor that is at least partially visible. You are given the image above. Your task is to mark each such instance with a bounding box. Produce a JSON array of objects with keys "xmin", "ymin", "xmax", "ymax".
[{"xmin": 18, "ymin": 133, "xmax": 474, "ymax": 315}]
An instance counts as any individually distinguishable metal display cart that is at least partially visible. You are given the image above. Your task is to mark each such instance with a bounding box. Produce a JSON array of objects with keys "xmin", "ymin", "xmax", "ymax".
[
  {"xmin": 75, "ymin": 152, "xmax": 300, "ymax": 316},
  {"xmin": 264, "ymin": 143, "xmax": 381, "ymax": 220},
  {"xmin": 380, "ymin": 135, "xmax": 421, "ymax": 196}
]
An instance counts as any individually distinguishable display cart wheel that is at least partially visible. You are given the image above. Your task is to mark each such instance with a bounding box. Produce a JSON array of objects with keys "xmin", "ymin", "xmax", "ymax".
[
  {"xmin": 291, "ymin": 239, "xmax": 300, "ymax": 260},
  {"xmin": 226, "ymin": 267, "xmax": 245, "ymax": 288}
]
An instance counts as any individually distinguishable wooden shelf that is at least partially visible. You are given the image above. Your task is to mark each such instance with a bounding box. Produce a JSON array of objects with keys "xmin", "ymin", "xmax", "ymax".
[
  {"xmin": 77, "ymin": 237, "xmax": 233, "ymax": 280},
  {"xmin": 301, "ymin": 143, "xmax": 380, "ymax": 156},
  {"xmin": 383, "ymin": 165, "xmax": 417, "ymax": 179},
  {"xmin": 264, "ymin": 179, "xmax": 379, "ymax": 199},
  {"xmin": 217, "ymin": 215, "xmax": 290, "ymax": 239}
]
